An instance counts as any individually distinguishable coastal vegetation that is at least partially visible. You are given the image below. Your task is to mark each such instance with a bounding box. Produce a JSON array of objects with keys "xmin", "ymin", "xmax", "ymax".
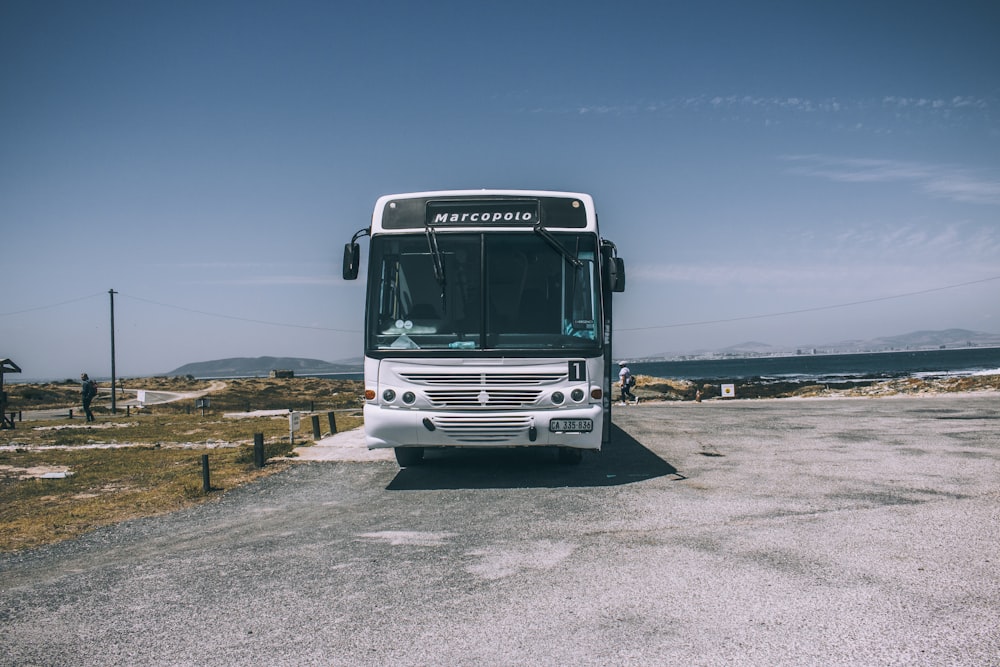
[{"xmin": 0, "ymin": 377, "xmax": 364, "ymax": 552}]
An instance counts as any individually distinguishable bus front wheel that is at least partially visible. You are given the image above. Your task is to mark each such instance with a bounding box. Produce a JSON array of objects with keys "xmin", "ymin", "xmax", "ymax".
[{"xmin": 394, "ymin": 447, "xmax": 425, "ymax": 467}]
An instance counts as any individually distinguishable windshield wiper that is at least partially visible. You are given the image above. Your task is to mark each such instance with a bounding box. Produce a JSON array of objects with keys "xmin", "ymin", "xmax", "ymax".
[
  {"xmin": 424, "ymin": 224, "xmax": 446, "ymax": 284},
  {"xmin": 424, "ymin": 223, "xmax": 447, "ymax": 307},
  {"xmin": 533, "ymin": 223, "xmax": 582, "ymax": 268}
]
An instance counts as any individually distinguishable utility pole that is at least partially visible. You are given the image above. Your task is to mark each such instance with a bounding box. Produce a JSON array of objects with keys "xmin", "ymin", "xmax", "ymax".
[{"xmin": 109, "ymin": 289, "xmax": 118, "ymax": 414}]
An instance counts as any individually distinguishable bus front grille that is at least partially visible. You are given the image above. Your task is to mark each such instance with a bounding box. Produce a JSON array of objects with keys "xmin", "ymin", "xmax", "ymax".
[
  {"xmin": 424, "ymin": 388, "xmax": 542, "ymax": 408},
  {"xmin": 431, "ymin": 415, "xmax": 532, "ymax": 443},
  {"xmin": 400, "ymin": 372, "xmax": 564, "ymax": 386}
]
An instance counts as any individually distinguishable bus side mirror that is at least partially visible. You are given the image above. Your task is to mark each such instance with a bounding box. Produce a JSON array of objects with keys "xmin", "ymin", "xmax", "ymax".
[
  {"xmin": 607, "ymin": 257, "xmax": 625, "ymax": 292},
  {"xmin": 343, "ymin": 243, "xmax": 360, "ymax": 280}
]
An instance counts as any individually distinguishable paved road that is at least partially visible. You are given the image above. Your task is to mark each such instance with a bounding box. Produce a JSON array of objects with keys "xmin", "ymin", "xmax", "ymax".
[{"xmin": 2, "ymin": 395, "xmax": 998, "ymax": 666}]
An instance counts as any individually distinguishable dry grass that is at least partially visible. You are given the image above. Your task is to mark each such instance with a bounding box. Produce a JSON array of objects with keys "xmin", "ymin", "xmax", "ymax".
[
  {"xmin": 0, "ymin": 377, "xmax": 364, "ymax": 553},
  {"xmin": 0, "ymin": 443, "xmax": 288, "ymax": 552},
  {"xmin": 5, "ymin": 375, "xmax": 362, "ymax": 414}
]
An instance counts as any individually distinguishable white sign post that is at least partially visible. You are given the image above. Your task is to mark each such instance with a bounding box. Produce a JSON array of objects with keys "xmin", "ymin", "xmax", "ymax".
[
  {"xmin": 289, "ymin": 411, "xmax": 301, "ymax": 444},
  {"xmin": 721, "ymin": 384, "xmax": 736, "ymax": 399}
]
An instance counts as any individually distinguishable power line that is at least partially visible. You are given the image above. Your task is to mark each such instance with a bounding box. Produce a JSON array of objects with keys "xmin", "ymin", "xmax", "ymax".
[
  {"xmin": 0, "ymin": 293, "xmax": 105, "ymax": 317},
  {"xmin": 617, "ymin": 274, "xmax": 1000, "ymax": 332},
  {"xmin": 118, "ymin": 293, "xmax": 360, "ymax": 333},
  {"xmin": 0, "ymin": 291, "xmax": 359, "ymax": 333}
]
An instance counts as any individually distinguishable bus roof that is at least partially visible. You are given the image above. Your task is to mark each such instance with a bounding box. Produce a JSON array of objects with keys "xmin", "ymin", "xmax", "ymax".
[{"xmin": 370, "ymin": 190, "xmax": 598, "ymax": 234}]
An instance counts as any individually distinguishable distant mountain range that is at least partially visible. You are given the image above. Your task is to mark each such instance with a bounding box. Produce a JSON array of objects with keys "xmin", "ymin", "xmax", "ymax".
[
  {"xmin": 168, "ymin": 356, "xmax": 362, "ymax": 378},
  {"xmin": 646, "ymin": 329, "xmax": 1000, "ymax": 361}
]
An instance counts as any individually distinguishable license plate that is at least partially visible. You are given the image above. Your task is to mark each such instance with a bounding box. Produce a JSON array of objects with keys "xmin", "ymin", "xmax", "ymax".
[{"xmin": 549, "ymin": 418, "xmax": 593, "ymax": 433}]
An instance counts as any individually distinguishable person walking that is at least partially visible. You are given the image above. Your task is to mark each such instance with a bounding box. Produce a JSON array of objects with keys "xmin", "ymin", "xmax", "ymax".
[
  {"xmin": 80, "ymin": 373, "xmax": 97, "ymax": 422},
  {"xmin": 618, "ymin": 361, "xmax": 638, "ymax": 405}
]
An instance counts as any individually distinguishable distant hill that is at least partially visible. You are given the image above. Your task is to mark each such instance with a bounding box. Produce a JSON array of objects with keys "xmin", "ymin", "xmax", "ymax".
[
  {"xmin": 168, "ymin": 356, "xmax": 362, "ymax": 378},
  {"xmin": 805, "ymin": 329, "xmax": 1000, "ymax": 355},
  {"xmin": 830, "ymin": 329, "xmax": 1000, "ymax": 352},
  {"xmin": 647, "ymin": 329, "xmax": 1000, "ymax": 360},
  {"xmin": 718, "ymin": 341, "xmax": 777, "ymax": 355}
]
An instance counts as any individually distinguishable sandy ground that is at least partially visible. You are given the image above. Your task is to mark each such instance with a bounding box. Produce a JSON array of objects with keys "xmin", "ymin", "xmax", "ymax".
[{"xmin": 294, "ymin": 426, "xmax": 393, "ymax": 462}]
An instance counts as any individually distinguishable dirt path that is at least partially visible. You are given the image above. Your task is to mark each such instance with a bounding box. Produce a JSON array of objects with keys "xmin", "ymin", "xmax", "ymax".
[{"xmin": 14, "ymin": 381, "xmax": 228, "ymax": 421}]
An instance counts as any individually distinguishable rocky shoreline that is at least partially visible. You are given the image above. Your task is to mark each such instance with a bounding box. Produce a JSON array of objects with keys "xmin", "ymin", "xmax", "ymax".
[{"xmin": 633, "ymin": 373, "xmax": 1000, "ymax": 401}]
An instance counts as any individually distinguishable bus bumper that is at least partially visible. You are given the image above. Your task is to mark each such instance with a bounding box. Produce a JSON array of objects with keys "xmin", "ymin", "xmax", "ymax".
[{"xmin": 363, "ymin": 403, "xmax": 603, "ymax": 451}]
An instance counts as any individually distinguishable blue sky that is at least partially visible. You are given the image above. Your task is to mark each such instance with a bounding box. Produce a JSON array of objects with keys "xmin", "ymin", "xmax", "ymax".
[{"xmin": 2, "ymin": 0, "xmax": 999, "ymax": 379}]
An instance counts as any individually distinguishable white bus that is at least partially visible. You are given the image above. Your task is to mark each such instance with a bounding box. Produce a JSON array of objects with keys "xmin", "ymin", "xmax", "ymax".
[{"xmin": 343, "ymin": 190, "xmax": 625, "ymax": 466}]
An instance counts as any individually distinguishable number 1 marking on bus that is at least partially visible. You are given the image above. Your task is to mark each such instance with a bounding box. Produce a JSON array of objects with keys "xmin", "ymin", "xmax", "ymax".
[{"xmin": 568, "ymin": 360, "xmax": 585, "ymax": 382}]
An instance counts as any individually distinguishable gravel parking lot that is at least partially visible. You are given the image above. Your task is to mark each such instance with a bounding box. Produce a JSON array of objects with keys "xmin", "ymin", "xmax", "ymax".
[{"xmin": 2, "ymin": 394, "xmax": 998, "ymax": 666}]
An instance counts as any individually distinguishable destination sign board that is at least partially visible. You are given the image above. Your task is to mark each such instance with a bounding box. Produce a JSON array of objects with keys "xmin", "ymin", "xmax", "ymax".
[
  {"xmin": 426, "ymin": 200, "xmax": 539, "ymax": 226},
  {"xmin": 379, "ymin": 195, "xmax": 590, "ymax": 230}
]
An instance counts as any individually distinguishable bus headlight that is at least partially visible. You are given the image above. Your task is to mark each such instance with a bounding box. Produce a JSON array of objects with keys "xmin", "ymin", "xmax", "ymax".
[
  {"xmin": 382, "ymin": 389, "xmax": 396, "ymax": 403},
  {"xmin": 551, "ymin": 391, "xmax": 564, "ymax": 405},
  {"xmin": 402, "ymin": 391, "xmax": 416, "ymax": 404},
  {"xmin": 571, "ymin": 388, "xmax": 585, "ymax": 402}
]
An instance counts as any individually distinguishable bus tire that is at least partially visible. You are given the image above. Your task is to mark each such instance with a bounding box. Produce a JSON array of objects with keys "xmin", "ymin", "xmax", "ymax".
[
  {"xmin": 394, "ymin": 447, "xmax": 424, "ymax": 467},
  {"xmin": 557, "ymin": 447, "xmax": 582, "ymax": 465}
]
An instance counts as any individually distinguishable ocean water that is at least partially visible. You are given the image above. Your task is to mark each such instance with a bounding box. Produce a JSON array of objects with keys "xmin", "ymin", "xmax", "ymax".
[{"xmin": 630, "ymin": 347, "xmax": 1000, "ymax": 383}]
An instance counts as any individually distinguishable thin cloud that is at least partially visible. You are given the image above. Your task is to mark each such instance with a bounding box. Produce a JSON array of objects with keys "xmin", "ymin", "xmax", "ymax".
[
  {"xmin": 532, "ymin": 94, "xmax": 993, "ymax": 128},
  {"xmin": 631, "ymin": 262, "xmax": 875, "ymax": 289},
  {"xmin": 631, "ymin": 256, "xmax": 1000, "ymax": 295},
  {"xmin": 782, "ymin": 155, "xmax": 1000, "ymax": 205},
  {"xmin": 831, "ymin": 221, "xmax": 1000, "ymax": 260}
]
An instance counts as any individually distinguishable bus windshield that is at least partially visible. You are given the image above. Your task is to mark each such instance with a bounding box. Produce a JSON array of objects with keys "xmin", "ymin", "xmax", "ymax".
[{"xmin": 367, "ymin": 232, "xmax": 601, "ymax": 353}]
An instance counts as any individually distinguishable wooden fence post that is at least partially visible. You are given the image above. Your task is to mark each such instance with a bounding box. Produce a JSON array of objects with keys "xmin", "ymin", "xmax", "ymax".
[
  {"xmin": 253, "ymin": 433, "xmax": 265, "ymax": 468},
  {"xmin": 201, "ymin": 454, "xmax": 211, "ymax": 492}
]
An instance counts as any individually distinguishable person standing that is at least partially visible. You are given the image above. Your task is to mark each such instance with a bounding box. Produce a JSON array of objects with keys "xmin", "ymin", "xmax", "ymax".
[
  {"xmin": 80, "ymin": 373, "xmax": 97, "ymax": 422},
  {"xmin": 618, "ymin": 361, "xmax": 638, "ymax": 405}
]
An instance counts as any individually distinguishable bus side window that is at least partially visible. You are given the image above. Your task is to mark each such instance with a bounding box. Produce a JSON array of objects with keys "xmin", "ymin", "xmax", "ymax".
[{"xmin": 566, "ymin": 260, "xmax": 596, "ymax": 338}]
